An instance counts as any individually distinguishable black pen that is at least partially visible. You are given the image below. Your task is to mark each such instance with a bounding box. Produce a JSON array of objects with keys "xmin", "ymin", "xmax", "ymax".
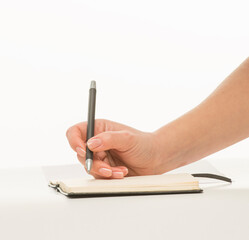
[{"xmin": 85, "ymin": 80, "xmax": 96, "ymax": 173}]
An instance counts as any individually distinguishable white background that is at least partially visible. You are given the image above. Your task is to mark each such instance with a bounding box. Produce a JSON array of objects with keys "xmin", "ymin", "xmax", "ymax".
[{"xmin": 0, "ymin": 0, "xmax": 249, "ymax": 168}]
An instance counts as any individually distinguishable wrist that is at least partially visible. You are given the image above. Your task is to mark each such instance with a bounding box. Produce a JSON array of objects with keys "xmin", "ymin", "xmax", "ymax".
[{"xmin": 152, "ymin": 122, "xmax": 190, "ymax": 174}]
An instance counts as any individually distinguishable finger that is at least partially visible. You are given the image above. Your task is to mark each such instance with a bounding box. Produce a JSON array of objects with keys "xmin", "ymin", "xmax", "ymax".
[
  {"xmin": 77, "ymin": 154, "xmax": 128, "ymax": 179},
  {"xmin": 66, "ymin": 119, "xmax": 133, "ymax": 152},
  {"xmin": 87, "ymin": 130, "xmax": 135, "ymax": 152},
  {"xmin": 66, "ymin": 123, "xmax": 87, "ymax": 152},
  {"xmin": 95, "ymin": 151, "xmax": 107, "ymax": 160},
  {"xmin": 112, "ymin": 166, "xmax": 129, "ymax": 176},
  {"xmin": 95, "ymin": 151, "xmax": 111, "ymax": 166},
  {"xmin": 77, "ymin": 154, "xmax": 113, "ymax": 177},
  {"xmin": 89, "ymin": 171, "xmax": 125, "ymax": 179},
  {"xmin": 101, "ymin": 152, "xmax": 128, "ymax": 175}
]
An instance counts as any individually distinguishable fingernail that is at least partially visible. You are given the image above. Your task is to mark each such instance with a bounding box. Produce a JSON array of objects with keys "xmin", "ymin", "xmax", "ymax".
[
  {"xmin": 123, "ymin": 168, "xmax": 128, "ymax": 175},
  {"xmin": 99, "ymin": 168, "xmax": 112, "ymax": 177},
  {"xmin": 87, "ymin": 138, "xmax": 102, "ymax": 149},
  {"xmin": 112, "ymin": 172, "xmax": 124, "ymax": 178},
  {"xmin": 76, "ymin": 147, "xmax": 86, "ymax": 157}
]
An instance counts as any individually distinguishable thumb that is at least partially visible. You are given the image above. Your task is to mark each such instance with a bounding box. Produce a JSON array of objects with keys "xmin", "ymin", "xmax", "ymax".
[{"xmin": 87, "ymin": 130, "xmax": 135, "ymax": 152}]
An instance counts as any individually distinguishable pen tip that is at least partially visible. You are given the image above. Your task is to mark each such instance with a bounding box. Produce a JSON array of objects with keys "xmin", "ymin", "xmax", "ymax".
[
  {"xmin": 90, "ymin": 80, "xmax": 96, "ymax": 89},
  {"xmin": 85, "ymin": 159, "xmax": 92, "ymax": 174}
]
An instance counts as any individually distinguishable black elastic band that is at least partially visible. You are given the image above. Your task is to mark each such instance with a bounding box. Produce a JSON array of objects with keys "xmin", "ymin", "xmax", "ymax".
[{"xmin": 191, "ymin": 173, "xmax": 232, "ymax": 183}]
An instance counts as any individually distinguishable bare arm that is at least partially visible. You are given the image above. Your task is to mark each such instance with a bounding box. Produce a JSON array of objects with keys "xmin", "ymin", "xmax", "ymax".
[
  {"xmin": 155, "ymin": 57, "xmax": 249, "ymax": 173},
  {"xmin": 67, "ymin": 58, "xmax": 249, "ymax": 178}
]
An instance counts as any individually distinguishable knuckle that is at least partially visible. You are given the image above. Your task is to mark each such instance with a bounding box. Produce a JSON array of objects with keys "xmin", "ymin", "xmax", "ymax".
[
  {"xmin": 96, "ymin": 120, "xmax": 106, "ymax": 131},
  {"xmin": 96, "ymin": 119, "xmax": 111, "ymax": 132},
  {"xmin": 66, "ymin": 127, "xmax": 71, "ymax": 138},
  {"xmin": 122, "ymin": 130, "xmax": 134, "ymax": 141}
]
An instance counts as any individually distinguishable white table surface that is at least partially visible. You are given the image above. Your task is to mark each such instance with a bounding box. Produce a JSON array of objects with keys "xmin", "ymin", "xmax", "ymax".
[{"xmin": 0, "ymin": 159, "xmax": 248, "ymax": 240}]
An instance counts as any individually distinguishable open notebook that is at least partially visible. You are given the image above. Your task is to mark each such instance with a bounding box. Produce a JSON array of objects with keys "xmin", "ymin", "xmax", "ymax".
[{"xmin": 48, "ymin": 172, "xmax": 231, "ymax": 198}]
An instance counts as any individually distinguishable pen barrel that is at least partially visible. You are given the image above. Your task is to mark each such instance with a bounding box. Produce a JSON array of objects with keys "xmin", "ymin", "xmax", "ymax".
[{"xmin": 86, "ymin": 87, "xmax": 96, "ymax": 160}]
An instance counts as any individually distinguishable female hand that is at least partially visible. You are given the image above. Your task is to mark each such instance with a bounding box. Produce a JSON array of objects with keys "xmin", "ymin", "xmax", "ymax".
[
  {"xmin": 68, "ymin": 58, "xmax": 249, "ymax": 180},
  {"xmin": 66, "ymin": 119, "xmax": 163, "ymax": 179}
]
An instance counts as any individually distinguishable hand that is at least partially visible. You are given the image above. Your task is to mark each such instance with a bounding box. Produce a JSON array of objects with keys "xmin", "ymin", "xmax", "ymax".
[{"xmin": 66, "ymin": 119, "xmax": 162, "ymax": 179}]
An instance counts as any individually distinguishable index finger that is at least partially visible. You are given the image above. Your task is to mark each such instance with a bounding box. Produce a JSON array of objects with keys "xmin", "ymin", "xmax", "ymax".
[{"xmin": 66, "ymin": 122, "xmax": 87, "ymax": 151}]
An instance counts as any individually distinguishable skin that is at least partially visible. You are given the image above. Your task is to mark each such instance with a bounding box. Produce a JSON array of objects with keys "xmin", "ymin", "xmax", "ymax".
[{"xmin": 66, "ymin": 57, "xmax": 249, "ymax": 179}]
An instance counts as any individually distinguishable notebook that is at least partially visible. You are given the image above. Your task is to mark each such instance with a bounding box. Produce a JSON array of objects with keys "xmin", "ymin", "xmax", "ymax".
[
  {"xmin": 47, "ymin": 161, "xmax": 232, "ymax": 198},
  {"xmin": 49, "ymin": 173, "xmax": 204, "ymax": 197}
]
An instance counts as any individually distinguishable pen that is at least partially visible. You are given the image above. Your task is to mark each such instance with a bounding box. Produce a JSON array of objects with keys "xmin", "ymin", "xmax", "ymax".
[{"xmin": 85, "ymin": 80, "xmax": 96, "ymax": 173}]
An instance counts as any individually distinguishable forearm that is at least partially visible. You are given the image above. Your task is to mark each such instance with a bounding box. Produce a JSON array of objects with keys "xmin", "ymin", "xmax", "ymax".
[{"xmin": 154, "ymin": 57, "xmax": 249, "ymax": 172}]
